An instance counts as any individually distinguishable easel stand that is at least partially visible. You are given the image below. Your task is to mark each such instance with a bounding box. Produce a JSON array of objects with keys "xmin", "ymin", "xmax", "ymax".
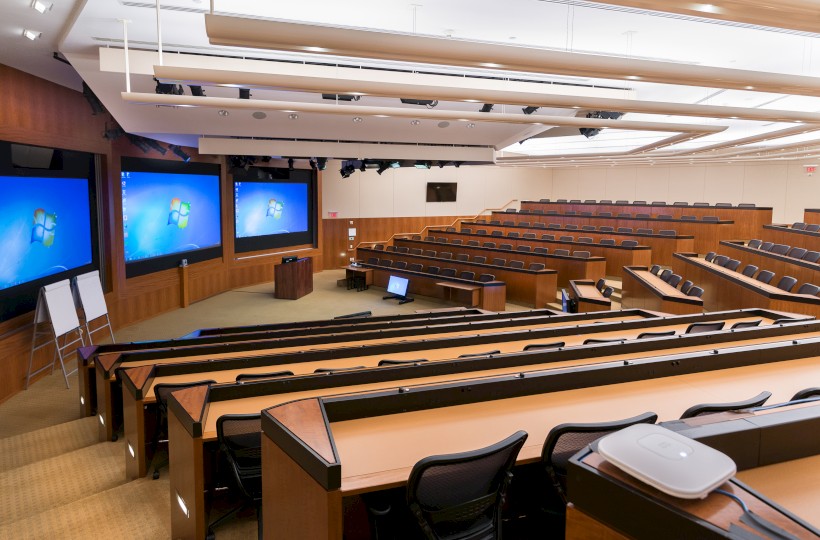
[
  {"xmin": 383, "ymin": 294, "xmax": 414, "ymax": 305},
  {"xmin": 73, "ymin": 271, "xmax": 115, "ymax": 345},
  {"xmin": 26, "ymin": 281, "xmax": 86, "ymax": 390}
]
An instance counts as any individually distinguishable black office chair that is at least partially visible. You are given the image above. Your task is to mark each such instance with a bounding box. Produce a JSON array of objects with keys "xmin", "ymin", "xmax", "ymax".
[
  {"xmin": 807, "ymin": 224, "xmax": 820, "ymax": 232},
  {"xmin": 523, "ymin": 342, "xmax": 565, "ymax": 351},
  {"xmin": 235, "ymin": 371, "xmax": 294, "ymax": 383},
  {"xmin": 713, "ymin": 255, "xmax": 730, "ymax": 267},
  {"xmin": 667, "ymin": 274, "xmax": 683, "ymax": 288},
  {"xmin": 573, "ymin": 251, "xmax": 591, "ymax": 259},
  {"xmin": 741, "ymin": 264, "xmax": 758, "ymax": 277},
  {"xmin": 378, "ymin": 359, "xmax": 429, "ymax": 366},
  {"xmin": 404, "ymin": 431, "xmax": 528, "ymax": 540},
  {"xmin": 679, "ymin": 391, "xmax": 772, "ymax": 419},
  {"xmin": 776, "ymin": 276, "xmax": 798, "ymax": 292},
  {"xmin": 508, "ymin": 260, "xmax": 525, "ymax": 269},
  {"xmin": 760, "ymin": 242, "xmax": 774, "ymax": 251},
  {"xmin": 595, "ymin": 278, "xmax": 606, "ymax": 292},
  {"xmin": 458, "ymin": 350, "xmax": 501, "ymax": 358},
  {"xmin": 636, "ymin": 330, "xmax": 676, "ymax": 339},
  {"xmin": 528, "ymin": 263, "xmax": 545, "ymax": 271},
  {"xmin": 724, "ymin": 259, "xmax": 741, "ymax": 271},
  {"xmin": 440, "ymin": 268, "xmax": 457, "ymax": 278},
  {"xmin": 482, "ymin": 242, "xmax": 496, "ymax": 249},
  {"xmin": 602, "ymin": 286, "xmax": 614, "ymax": 298},
  {"xmin": 541, "ymin": 234, "xmax": 555, "ymax": 241},
  {"xmin": 150, "ymin": 380, "xmax": 216, "ymax": 480},
  {"xmin": 730, "ymin": 320, "xmax": 761, "ymax": 329},
  {"xmin": 208, "ymin": 414, "xmax": 263, "ymax": 540},
  {"xmin": 659, "ymin": 269, "xmax": 672, "ymax": 282},
  {"xmin": 756, "ymin": 270, "xmax": 775, "ymax": 284},
  {"xmin": 704, "ymin": 252, "xmax": 716, "ymax": 262},
  {"xmin": 791, "ymin": 388, "xmax": 820, "ymax": 401},
  {"xmin": 491, "ymin": 258, "xmax": 506, "ymax": 267},
  {"xmin": 788, "ymin": 247, "xmax": 808, "ymax": 259},
  {"xmin": 803, "ymin": 251, "xmax": 820, "ymax": 263},
  {"xmin": 617, "ymin": 227, "xmax": 633, "ymax": 233},
  {"xmin": 516, "ymin": 245, "xmax": 532, "ymax": 253},
  {"xmin": 394, "ymin": 261, "xmax": 408, "ymax": 270},
  {"xmin": 796, "ymin": 283, "xmax": 820, "ymax": 295},
  {"xmin": 747, "ymin": 239, "xmax": 762, "ymax": 249},
  {"xmin": 649, "ymin": 264, "xmax": 661, "ymax": 275},
  {"xmin": 540, "ymin": 412, "xmax": 658, "ymax": 514},
  {"xmin": 679, "ymin": 280, "xmax": 693, "ymax": 295},
  {"xmin": 473, "ymin": 256, "xmax": 487, "ymax": 264},
  {"xmin": 687, "ymin": 286, "xmax": 704, "ymax": 298},
  {"xmin": 427, "ymin": 266, "xmax": 440, "ymax": 276},
  {"xmin": 533, "ymin": 247, "xmax": 548, "ymax": 255},
  {"xmin": 554, "ymin": 249, "xmax": 570, "ymax": 256},
  {"xmin": 408, "ymin": 263, "xmax": 423, "ymax": 272},
  {"xmin": 600, "ymin": 239, "xmax": 616, "ymax": 245},
  {"xmin": 478, "ymin": 274, "xmax": 495, "ymax": 283},
  {"xmin": 582, "ymin": 337, "xmax": 624, "ymax": 345},
  {"xmin": 684, "ymin": 321, "xmax": 725, "ymax": 334},
  {"xmin": 459, "ymin": 271, "xmax": 476, "ymax": 281}
]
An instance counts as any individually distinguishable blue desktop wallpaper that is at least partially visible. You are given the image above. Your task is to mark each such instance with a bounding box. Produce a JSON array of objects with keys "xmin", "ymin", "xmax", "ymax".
[
  {"xmin": 0, "ymin": 176, "xmax": 92, "ymax": 291},
  {"xmin": 122, "ymin": 171, "xmax": 221, "ymax": 262},
  {"xmin": 234, "ymin": 182, "xmax": 309, "ymax": 238}
]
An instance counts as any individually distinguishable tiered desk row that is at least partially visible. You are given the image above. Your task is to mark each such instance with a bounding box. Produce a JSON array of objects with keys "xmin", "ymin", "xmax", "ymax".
[
  {"xmin": 621, "ymin": 266, "xmax": 704, "ymax": 314},
  {"xmin": 519, "ymin": 200, "xmax": 772, "ymax": 240},
  {"xmin": 719, "ymin": 240, "xmax": 820, "ymax": 288},
  {"xmin": 81, "ymin": 307, "xmax": 815, "ymax": 539}
]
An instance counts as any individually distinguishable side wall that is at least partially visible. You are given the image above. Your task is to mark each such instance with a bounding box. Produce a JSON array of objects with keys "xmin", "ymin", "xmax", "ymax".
[
  {"xmin": 548, "ymin": 163, "xmax": 819, "ymax": 224},
  {"xmin": 320, "ymin": 160, "xmax": 552, "ymax": 269},
  {"xmin": 0, "ymin": 65, "xmax": 322, "ymax": 403}
]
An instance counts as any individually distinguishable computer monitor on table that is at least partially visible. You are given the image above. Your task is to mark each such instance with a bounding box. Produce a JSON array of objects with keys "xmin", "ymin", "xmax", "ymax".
[{"xmin": 384, "ymin": 275, "xmax": 413, "ymax": 304}]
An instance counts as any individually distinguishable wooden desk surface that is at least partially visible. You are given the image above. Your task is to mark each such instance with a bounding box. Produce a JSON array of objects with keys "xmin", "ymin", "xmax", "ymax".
[
  {"xmin": 436, "ymin": 281, "xmax": 481, "ymax": 292},
  {"xmin": 172, "ymin": 316, "xmax": 783, "ymax": 437},
  {"xmin": 632, "ymin": 269, "xmax": 692, "ymax": 299},
  {"xmin": 691, "ymin": 255, "xmax": 820, "ymax": 300},
  {"xmin": 736, "ymin": 454, "xmax": 820, "ymax": 528},
  {"xmin": 118, "ymin": 315, "xmax": 648, "ymax": 371},
  {"xmin": 329, "ymin": 355, "xmax": 820, "ymax": 494},
  {"xmin": 573, "ymin": 283, "xmax": 605, "ymax": 299}
]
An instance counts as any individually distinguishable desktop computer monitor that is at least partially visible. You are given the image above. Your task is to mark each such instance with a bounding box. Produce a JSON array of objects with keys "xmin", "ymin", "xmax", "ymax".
[{"xmin": 386, "ymin": 275, "xmax": 409, "ymax": 298}]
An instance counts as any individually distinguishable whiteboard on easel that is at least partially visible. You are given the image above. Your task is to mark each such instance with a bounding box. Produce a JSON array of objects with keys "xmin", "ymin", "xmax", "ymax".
[
  {"xmin": 39, "ymin": 280, "xmax": 81, "ymax": 338},
  {"xmin": 73, "ymin": 271, "xmax": 108, "ymax": 322}
]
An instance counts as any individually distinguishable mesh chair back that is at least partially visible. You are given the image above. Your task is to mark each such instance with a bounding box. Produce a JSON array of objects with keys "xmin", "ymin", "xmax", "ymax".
[
  {"xmin": 602, "ymin": 287, "xmax": 614, "ymax": 298},
  {"xmin": 688, "ymin": 286, "xmax": 704, "ymax": 298},
  {"xmin": 547, "ymin": 223, "xmax": 561, "ymax": 229},
  {"xmin": 541, "ymin": 412, "xmax": 657, "ymax": 503},
  {"xmin": 756, "ymin": 270, "xmax": 775, "ymax": 284},
  {"xmin": 715, "ymin": 202, "xmax": 732, "ymax": 207},
  {"xmin": 523, "ymin": 233, "xmax": 537, "ymax": 239},
  {"xmin": 581, "ymin": 225, "xmax": 596, "ymax": 231},
  {"xmin": 578, "ymin": 237, "xmax": 593, "ymax": 243},
  {"xmin": 680, "ymin": 391, "xmax": 771, "ymax": 419},
  {"xmin": 533, "ymin": 222, "xmax": 546, "ymax": 229},
  {"xmin": 367, "ymin": 257, "xmax": 379, "ymax": 265},
  {"xmin": 760, "ymin": 242, "xmax": 774, "ymax": 251},
  {"xmin": 407, "ymin": 431, "xmax": 527, "ymax": 540},
  {"xmin": 379, "ymin": 259, "xmax": 393, "ymax": 267},
  {"xmin": 702, "ymin": 216, "xmax": 719, "ymax": 222},
  {"xmin": 657, "ymin": 215, "xmax": 673, "ymax": 220},
  {"xmin": 541, "ymin": 234, "xmax": 555, "ymax": 241},
  {"xmin": 770, "ymin": 244, "xmax": 790, "ymax": 255},
  {"xmin": 216, "ymin": 414, "xmax": 263, "ymax": 502},
  {"xmin": 598, "ymin": 213, "xmax": 612, "ymax": 217},
  {"xmin": 741, "ymin": 264, "xmax": 758, "ymax": 277},
  {"xmin": 440, "ymin": 252, "xmax": 453, "ymax": 260},
  {"xmin": 595, "ymin": 278, "xmax": 606, "ymax": 291},
  {"xmin": 693, "ymin": 202, "xmax": 709, "ymax": 207},
  {"xmin": 410, "ymin": 248, "xmax": 423, "ymax": 255},
  {"xmin": 397, "ymin": 246, "xmax": 410, "ymax": 254},
  {"xmin": 445, "ymin": 227, "xmax": 456, "ymax": 232},
  {"xmin": 467, "ymin": 240, "xmax": 480, "ymax": 247},
  {"xmin": 737, "ymin": 203, "xmax": 755, "ymax": 208},
  {"xmin": 730, "ymin": 320, "xmax": 761, "ymax": 329},
  {"xmin": 455, "ymin": 253, "xmax": 470, "ymax": 262},
  {"xmin": 491, "ymin": 230, "xmax": 503, "ymax": 237},
  {"xmin": 659, "ymin": 229, "xmax": 676, "ymax": 236},
  {"xmin": 684, "ymin": 321, "xmax": 725, "ymax": 334},
  {"xmin": 412, "ymin": 235, "xmax": 422, "ymax": 240},
  {"xmin": 478, "ymin": 274, "xmax": 495, "ymax": 283},
  {"xmin": 600, "ymin": 226, "xmax": 614, "ymax": 232},
  {"xmin": 673, "ymin": 202, "xmax": 688, "ymax": 206},
  {"xmin": 635, "ymin": 213, "xmax": 650, "ymax": 218},
  {"xmin": 617, "ymin": 215, "xmax": 631, "ymax": 219},
  {"xmin": 797, "ymin": 283, "xmax": 820, "ymax": 295},
  {"xmin": 519, "ymin": 222, "xmax": 530, "ymax": 228},
  {"xmin": 633, "ymin": 200, "xmax": 647, "ymax": 205},
  {"xmin": 636, "ymin": 228, "xmax": 653, "ymax": 234},
  {"xmin": 451, "ymin": 239, "xmax": 463, "ymax": 245},
  {"xmin": 559, "ymin": 236, "xmax": 574, "ymax": 242},
  {"xmin": 483, "ymin": 242, "xmax": 496, "ymax": 249},
  {"xmin": 374, "ymin": 244, "xmax": 385, "ymax": 250},
  {"xmin": 713, "ymin": 255, "xmax": 729, "ymax": 266},
  {"xmin": 507, "ymin": 232, "xmax": 519, "ymax": 238},
  {"xmin": 776, "ymin": 276, "xmax": 797, "ymax": 292},
  {"xmin": 648, "ymin": 264, "xmax": 661, "ymax": 275},
  {"xmin": 565, "ymin": 224, "xmax": 579, "ymax": 230},
  {"xmin": 476, "ymin": 229, "xmax": 488, "ymax": 235},
  {"xmin": 427, "ymin": 266, "xmax": 440, "ymax": 275},
  {"xmin": 236, "ymin": 371, "xmax": 293, "ymax": 383},
  {"xmin": 615, "ymin": 200, "xmax": 628, "ymax": 204},
  {"xmin": 423, "ymin": 250, "xmax": 437, "ymax": 257},
  {"xmin": 460, "ymin": 228, "xmax": 472, "ymax": 234},
  {"xmin": 704, "ymin": 252, "xmax": 716, "ymax": 262}
]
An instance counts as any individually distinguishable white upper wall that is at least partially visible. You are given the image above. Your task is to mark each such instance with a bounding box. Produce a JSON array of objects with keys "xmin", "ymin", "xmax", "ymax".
[
  {"xmin": 322, "ymin": 161, "xmax": 552, "ymax": 218},
  {"xmin": 548, "ymin": 161, "xmax": 820, "ymax": 224}
]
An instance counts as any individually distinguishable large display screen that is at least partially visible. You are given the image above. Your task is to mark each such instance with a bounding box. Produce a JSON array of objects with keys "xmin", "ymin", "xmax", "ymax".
[
  {"xmin": 233, "ymin": 167, "xmax": 316, "ymax": 253},
  {"xmin": 121, "ymin": 158, "xmax": 222, "ymax": 278},
  {"xmin": 0, "ymin": 176, "xmax": 92, "ymax": 291},
  {"xmin": 235, "ymin": 182, "xmax": 309, "ymax": 238}
]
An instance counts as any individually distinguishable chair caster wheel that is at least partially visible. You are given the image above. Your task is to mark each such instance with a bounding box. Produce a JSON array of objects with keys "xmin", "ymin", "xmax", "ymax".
[{"xmin": 152, "ymin": 471, "xmax": 160, "ymax": 480}]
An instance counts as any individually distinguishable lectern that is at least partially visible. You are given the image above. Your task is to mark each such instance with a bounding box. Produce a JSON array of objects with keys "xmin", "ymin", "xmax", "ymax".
[{"xmin": 274, "ymin": 257, "xmax": 313, "ymax": 299}]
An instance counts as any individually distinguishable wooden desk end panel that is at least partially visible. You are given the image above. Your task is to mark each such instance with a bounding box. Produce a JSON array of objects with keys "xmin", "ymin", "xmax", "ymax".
[
  {"xmin": 565, "ymin": 505, "xmax": 630, "ymax": 540},
  {"xmin": 274, "ymin": 258, "xmax": 314, "ymax": 300},
  {"xmin": 79, "ymin": 361, "xmax": 95, "ymax": 417},
  {"xmin": 169, "ymin": 410, "xmax": 205, "ymax": 540},
  {"xmin": 660, "ymin": 299, "xmax": 703, "ymax": 315},
  {"xmin": 263, "ymin": 437, "xmax": 343, "ymax": 540},
  {"xmin": 620, "ymin": 268, "xmax": 647, "ymax": 311},
  {"xmin": 123, "ymin": 390, "xmax": 147, "ymax": 480},
  {"xmin": 534, "ymin": 272, "xmax": 558, "ymax": 309},
  {"xmin": 95, "ymin": 365, "xmax": 115, "ymax": 443},
  {"xmin": 480, "ymin": 284, "xmax": 507, "ymax": 312}
]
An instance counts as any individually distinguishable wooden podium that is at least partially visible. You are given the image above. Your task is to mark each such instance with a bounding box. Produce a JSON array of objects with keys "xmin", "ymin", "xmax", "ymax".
[{"xmin": 274, "ymin": 257, "xmax": 313, "ymax": 300}]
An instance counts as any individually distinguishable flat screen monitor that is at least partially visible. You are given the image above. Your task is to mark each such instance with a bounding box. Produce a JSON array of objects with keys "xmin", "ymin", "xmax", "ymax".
[
  {"xmin": 121, "ymin": 157, "xmax": 222, "ymax": 278},
  {"xmin": 426, "ymin": 182, "xmax": 457, "ymax": 202},
  {"xmin": 233, "ymin": 167, "xmax": 316, "ymax": 253},
  {"xmin": 386, "ymin": 275, "xmax": 409, "ymax": 297},
  {"xmin": 0, "ymin": 142, "xmax": 98, "ymax": 322}
]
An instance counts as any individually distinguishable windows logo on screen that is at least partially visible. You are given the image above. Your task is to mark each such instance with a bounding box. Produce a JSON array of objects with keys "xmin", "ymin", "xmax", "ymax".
[
  {"xmin": 168, "ymin": 198, "xmax": 190, "ymax": 229},
  {"xmin": 266, "ymin": 198, "xmax": 284, "ymax": 219},
  {"xmin": 31, "ymin": 208, "xmax": 56, "ymax": 247}
]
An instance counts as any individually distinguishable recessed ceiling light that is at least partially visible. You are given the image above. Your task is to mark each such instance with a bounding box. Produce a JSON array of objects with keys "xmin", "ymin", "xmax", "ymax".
[
  {"xmin": 31, "ymin": 0, "xmax": 51, "ymax": 13},
  {"xmin": 217, "ymin": 109, "xmax": 229, "ymax": 116},
  {"xmin": 352, "ymin": 116, "xmax": 363, "ymax": 123},
  {"xmin": 373, "ymin": 114, "xmax": 390, "ymax": 118},
  {"xmin": 625, "ymin": 75, "xmax": 641, "ymax": 80},
  {"xmin": 467, "ymin": 123, "xmax": 476, "ymax": 128},
  {"xmin": 410, "ymin": 119, "xmax": 421, "ymax": 126},
  {"xmin": 22, "ymin": 29, "xmax": 41, "ymax": 40},
  {"xmin": 288, "ymin": 113, "xmax": 298, "ymax": 120},
  {"xmin": 304, "ymin": 46, "xmax": 327, "ymax": 52},
  {"xmin": 744, "ymin": 86, "xmax": 755, "ymax": 90}
]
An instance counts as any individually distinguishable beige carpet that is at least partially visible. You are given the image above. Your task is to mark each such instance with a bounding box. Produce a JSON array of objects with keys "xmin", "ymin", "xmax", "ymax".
[{"xmin": 0, "ymin": 269, "xmax": 612, "ymax": 539}]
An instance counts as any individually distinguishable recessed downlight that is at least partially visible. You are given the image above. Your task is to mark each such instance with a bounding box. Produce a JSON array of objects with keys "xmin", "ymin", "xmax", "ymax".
[
  {"xmin": 217, "ymin": 109, "xmax": 229, "ymax": 116},
  {"xmin": 352, "ymin": 116, "xmax": 363, "ymax": 123},
  {"xmin": 288, "ymin": 113, "xmax": 299, "ymax": 120},
  {"xmin": 23, "ymin": 29, "xmax": 41, "ymax": 40},
  {"xmin": 410, "ymin": 120, "xmax": 421, "ymax": 126}
]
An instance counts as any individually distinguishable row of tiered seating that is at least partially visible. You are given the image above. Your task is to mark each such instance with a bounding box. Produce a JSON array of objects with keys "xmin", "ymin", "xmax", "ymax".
[
  {"xmin": 746, "ymin": 238, "xmax": 820, "ymax": 262},
  {"xmin": 705, "ymin": 251, "xmax": 820, "ymax": 295},
  {"xmin": 648, "ymin": 264, "xmax": 704, "ymax": 298},
  {"xmin": 528, "ymin": 199, "xmax": 754, "ymax": 207},
  {"xmin": 790, "ymin": 222, "xmax": 820, "ymax": 232},
  {"xmin": 472, "ymin": 219, "xmax": 678, "ymax": 237},
  {"xmin": 512, "ymin": 208, "xmax": 722, "ymax": 221},
  {"xmin": 366, "ymin": 255, "xmax": 501, "ymax": 280}
]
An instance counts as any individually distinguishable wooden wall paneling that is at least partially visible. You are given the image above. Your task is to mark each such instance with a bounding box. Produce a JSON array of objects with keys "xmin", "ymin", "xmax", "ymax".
[{"xmin": 804, "ymin": 209, "xmax": 820, "ymax": 224}]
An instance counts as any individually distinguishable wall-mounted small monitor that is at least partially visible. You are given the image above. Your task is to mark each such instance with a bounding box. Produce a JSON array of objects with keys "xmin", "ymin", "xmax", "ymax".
[
  {"xmin": 386, "ymin": 275, "xmax": 409, "ymax": 297},
  {"xmin": 121, "ymin": 157, "xmax": 222, "ymax": 278},
  {"xmin": 233, "ymin": 167, "xmax": 317, "ymax": 254},
  {"xmin": 426, "ymin": 182, "xmax": 457, "ymax": 202}
]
